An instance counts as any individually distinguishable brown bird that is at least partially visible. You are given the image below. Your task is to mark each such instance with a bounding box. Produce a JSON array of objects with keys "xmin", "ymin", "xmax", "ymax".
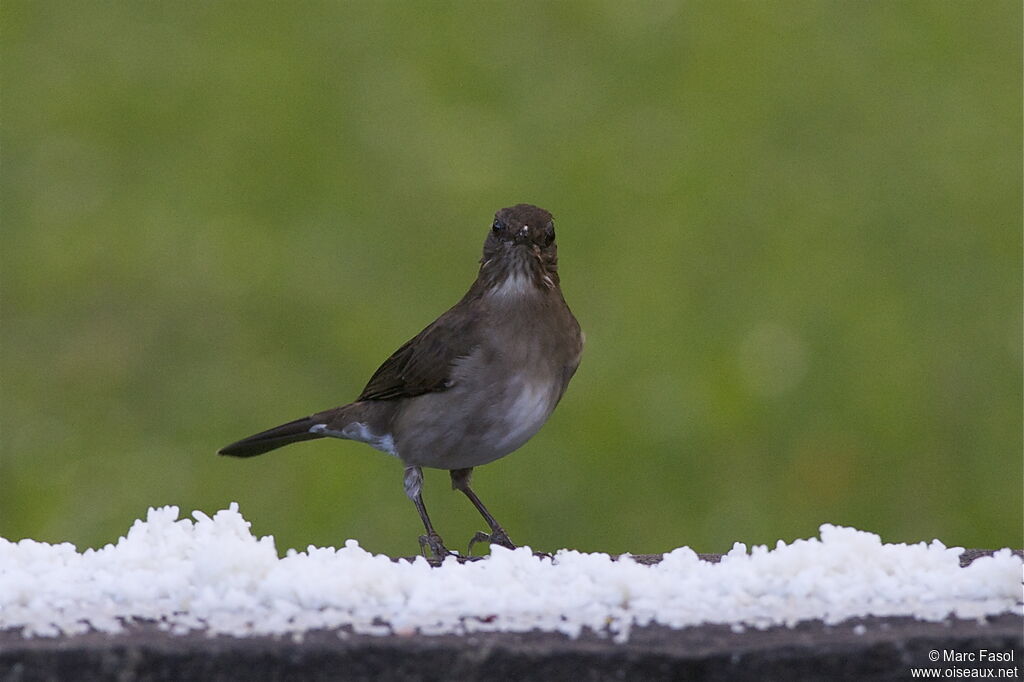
[{"xmin": 219, "ymin": 204, "xmax": 583, "ymax": 558}]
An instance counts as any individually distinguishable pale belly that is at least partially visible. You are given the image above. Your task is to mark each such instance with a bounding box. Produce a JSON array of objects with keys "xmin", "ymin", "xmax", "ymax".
[{"xmin": 392, "ymin": 372, "xmax": 561, "ymax": 470}]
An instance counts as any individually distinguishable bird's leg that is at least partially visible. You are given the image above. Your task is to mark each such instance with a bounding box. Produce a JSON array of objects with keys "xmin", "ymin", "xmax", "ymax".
[
  {"xmin": 450, "ymin": 468, "xmax": 516, "ymax": 553},
  {"xmin": 404, "ymin": 466, "xmax": 451, "ymax": 560}
]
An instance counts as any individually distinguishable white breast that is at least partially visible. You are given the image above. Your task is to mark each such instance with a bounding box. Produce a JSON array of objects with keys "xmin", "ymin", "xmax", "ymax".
[{"xmin": 495, "ymin": 377, "xmax": 557, "ymax": 452}]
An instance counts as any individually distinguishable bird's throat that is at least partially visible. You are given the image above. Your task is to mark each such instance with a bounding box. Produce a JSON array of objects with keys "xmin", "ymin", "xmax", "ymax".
[
  {"xmin": 479, "ymin": 246, "xmax": 558, "ymax": 296},
  {"xmin": 490, "ymin": 271, "xmax": 537, "ymax": 298}
]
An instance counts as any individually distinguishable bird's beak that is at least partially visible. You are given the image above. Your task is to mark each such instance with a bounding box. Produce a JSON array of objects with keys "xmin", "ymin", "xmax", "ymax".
[{"xmin": 515, "ymin": 225, "xmax": 530, "ymax": 243}]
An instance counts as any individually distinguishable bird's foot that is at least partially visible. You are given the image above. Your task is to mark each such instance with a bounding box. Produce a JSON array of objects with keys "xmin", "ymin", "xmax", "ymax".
[
  {"xmin": 468, "ymin": 528, "xmax": 516, "ymax": 554},
  {"xmin": 418, "ymin": 532, "xmax": 453, "ymax": 562}
]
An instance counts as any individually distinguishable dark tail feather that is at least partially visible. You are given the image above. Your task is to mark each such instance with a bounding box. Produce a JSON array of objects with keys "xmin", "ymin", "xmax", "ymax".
[{"xmin": 218, "ymin": 416, "xmax": 323, "ymax": 457}]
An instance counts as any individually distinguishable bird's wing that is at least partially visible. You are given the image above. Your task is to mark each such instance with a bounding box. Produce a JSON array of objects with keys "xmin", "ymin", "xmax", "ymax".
[{"xmin": 357, "ymin": 302, "xmax": 481, "ymax": 401}]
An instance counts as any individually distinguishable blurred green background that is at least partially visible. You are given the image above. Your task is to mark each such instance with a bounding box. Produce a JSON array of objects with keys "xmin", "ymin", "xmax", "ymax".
[{"xmin": 2, "ymin": 1, "xmax": 1021, "ymax": 557}]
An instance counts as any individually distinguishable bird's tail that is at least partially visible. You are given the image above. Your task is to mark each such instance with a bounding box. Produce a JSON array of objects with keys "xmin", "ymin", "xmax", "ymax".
[{"xmin": 218, "ymin": 416, "xmax": 323, "ymax": 457}]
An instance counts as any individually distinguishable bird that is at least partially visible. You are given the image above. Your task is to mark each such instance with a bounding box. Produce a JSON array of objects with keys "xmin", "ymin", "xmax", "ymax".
[{"xmin": 218, "ymin": 204, "xmax": 583, "ymax": 559}]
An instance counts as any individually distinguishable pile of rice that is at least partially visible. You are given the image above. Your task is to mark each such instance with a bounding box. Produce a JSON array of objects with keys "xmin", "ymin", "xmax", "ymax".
[{"xmin": 1, "ymin": 504, "xmax": 1019, "ymax": 642}]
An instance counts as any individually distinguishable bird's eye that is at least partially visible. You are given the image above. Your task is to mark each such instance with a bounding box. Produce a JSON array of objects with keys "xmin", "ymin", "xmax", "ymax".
[{"xmin": 492, "ymin": 219, "xmax": 506, "ymax": 233}]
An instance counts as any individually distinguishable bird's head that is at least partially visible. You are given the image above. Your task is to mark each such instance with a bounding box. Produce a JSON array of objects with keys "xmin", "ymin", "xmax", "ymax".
[{"xmin": 480, "ymin": 204, "xmax": 559, "ymax": 291}]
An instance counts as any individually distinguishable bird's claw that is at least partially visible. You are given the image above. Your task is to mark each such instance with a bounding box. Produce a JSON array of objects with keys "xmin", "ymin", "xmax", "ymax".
[
  {"xmin": 468, "ymin": 528, "xmax": 516, "ymax": 554},
  {"xmin": 418, "ymin": 532, "xmax": 453, "ymax": 561}
]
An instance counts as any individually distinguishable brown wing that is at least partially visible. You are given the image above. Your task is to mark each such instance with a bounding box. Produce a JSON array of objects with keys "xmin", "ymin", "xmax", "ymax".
[{"xmin": 357, "ymin": 302, "xmax": 480, "ymax": 401}]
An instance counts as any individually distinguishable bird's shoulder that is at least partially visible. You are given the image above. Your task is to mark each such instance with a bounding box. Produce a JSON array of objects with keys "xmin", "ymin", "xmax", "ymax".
[{"xmin": 357, "ymin": 296, "xmax": 484, "ymax": 401}]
